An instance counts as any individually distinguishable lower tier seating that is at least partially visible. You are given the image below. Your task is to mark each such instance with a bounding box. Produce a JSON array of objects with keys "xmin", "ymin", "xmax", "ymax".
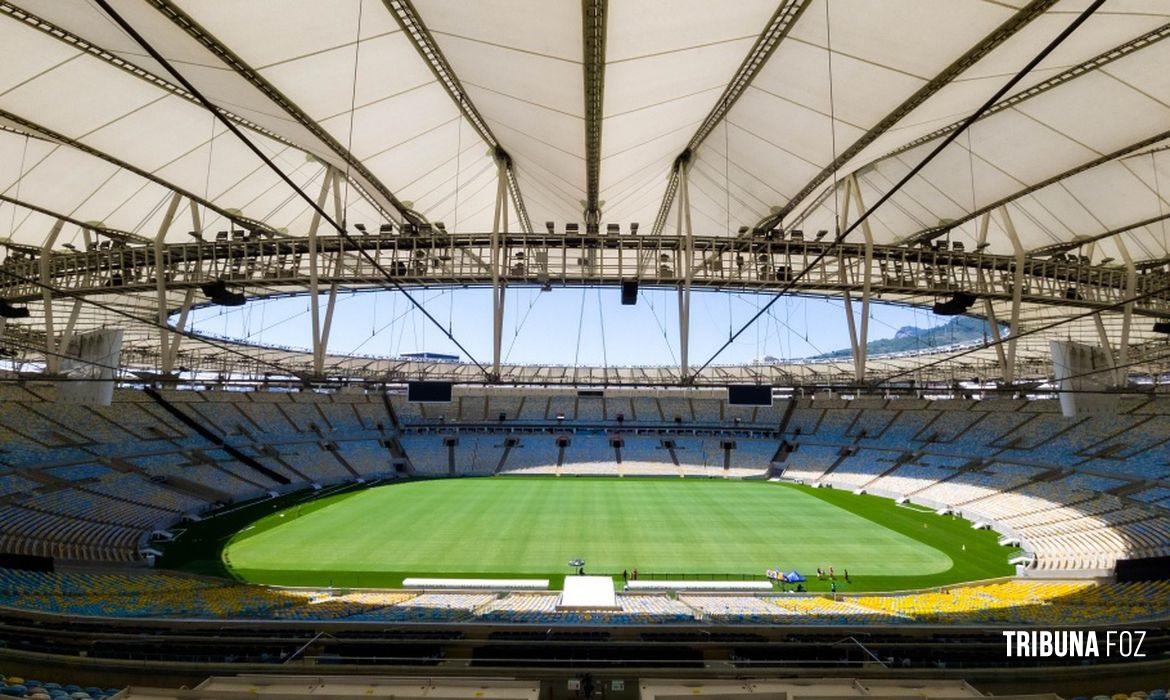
[{"xmin": 1, "ymin": 569, "xmax": 1167, "ymax": 627}]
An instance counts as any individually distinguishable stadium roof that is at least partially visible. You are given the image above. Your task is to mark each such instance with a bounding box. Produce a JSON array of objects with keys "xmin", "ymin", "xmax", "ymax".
[{"xmin": 1, "ymin": 0, "xmax": 1169, "ymax": 385}]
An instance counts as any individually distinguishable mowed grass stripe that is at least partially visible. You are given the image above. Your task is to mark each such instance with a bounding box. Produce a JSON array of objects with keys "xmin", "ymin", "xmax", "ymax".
[{"xmin": 221, "ymin": 477, "xmax": 1012, "ymax": 591}]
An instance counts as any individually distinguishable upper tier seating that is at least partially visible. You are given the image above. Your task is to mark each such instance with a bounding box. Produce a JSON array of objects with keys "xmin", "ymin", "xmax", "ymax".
[{"xmin": 388, "ymin": 388, "xmax": 787, "ymax": 428}]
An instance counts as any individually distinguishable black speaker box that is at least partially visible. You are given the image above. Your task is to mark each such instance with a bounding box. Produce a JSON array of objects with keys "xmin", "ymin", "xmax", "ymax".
[{"xmin": 621, "ymin": 279, "xmax": 638, "ymax": 305}]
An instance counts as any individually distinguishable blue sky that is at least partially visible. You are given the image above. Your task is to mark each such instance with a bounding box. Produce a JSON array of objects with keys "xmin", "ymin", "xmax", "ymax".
[{"xmin": 184, "ymin": 287, "xmax": 965, "ymax": 367}]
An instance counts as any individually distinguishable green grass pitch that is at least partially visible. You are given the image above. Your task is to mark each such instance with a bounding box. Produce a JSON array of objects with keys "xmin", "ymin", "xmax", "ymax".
[{"xmin": 214, "ymin": 477, "xmax": 1015, "ymax": 592}]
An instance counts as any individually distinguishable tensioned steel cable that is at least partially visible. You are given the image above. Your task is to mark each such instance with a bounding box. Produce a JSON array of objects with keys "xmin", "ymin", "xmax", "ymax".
[
  {"xmin": 93, "ymin": 0, "xmax": 490, "ymax": 377},
  {"xmin": 341, "ymin": 0, "xmax": 363, "ymax": 220},
  {"xmin": 0, "ymin": 330, "xmax": 126, "ymax": 376},
  {"xmin": 1014, "ymin": 343, "xmax": 1170, "ymax": 393},
  {"xmin": 691, "ymin": 0, "xmax": 1108, "ymax": 380},
  {"xmin": 874, "ymin": 281, "xmax": 1170, "ymax": 387},
  {"xmin": 503, "ymin": 290, "xmax": 542, "ymax": 363},
  {"xmin": 639, "ymin": 290, "xmax": 679, "ymax": 367},
  {"xmin": 0, "ymin": 266, "xmax": 306, "ymax": 378}
]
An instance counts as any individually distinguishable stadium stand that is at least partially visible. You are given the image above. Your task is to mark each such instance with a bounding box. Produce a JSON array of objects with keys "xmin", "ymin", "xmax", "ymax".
[
  {"xmin": 456, "ymin": 435, "xmax": 507, "ymax": 475},
  {"xmin": 2, "ymin": 567, "xmax": 1167, "ymax": 627},
  {"xmin": 1, "ymin": 387, "xmax": 1170, "ymax": 639},
  {"xmin": 498, "ymin": 437, "xmax": 561, "ymax": 475},
  {"xmin": 731, "ymin": 439, "xmax": 778, "ymax": 474},
  {"xmin": 398, "ymin": 435, "xmax": 450, "ymax": 475},
  {"xmin": 619, "ymin": 437, "xmax": 680, "ymax": 476},
  {"xmin": 7, "ymin": 2, "xmax": 1170, "ymax": 690},
  {"xmin": 779, "ymin": 444, "xmax": 844, "ymax": 482},
  {"xmin": 560, "ymin": 436, "xmax": 620, "ymax": 475},
  {"xmin": 479, "ymin": 593, "xmax": 695, "ymax": 624},
  {"xmin": 0, "ymin": 674, "xmax": 120, "ymax": 700}
]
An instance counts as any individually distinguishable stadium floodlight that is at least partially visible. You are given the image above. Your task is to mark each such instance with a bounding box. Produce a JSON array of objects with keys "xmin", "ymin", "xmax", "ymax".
[
  {"xmin": 200, "ymin": 279, "xmax": 247, "ymax": 307},
  {"xmin": 0, "ymin": 299, "xmax": 30, "ymax": 318},
  {"xmin": 932, "ymin": 291, "xmax": 977, "ymax": 316}
]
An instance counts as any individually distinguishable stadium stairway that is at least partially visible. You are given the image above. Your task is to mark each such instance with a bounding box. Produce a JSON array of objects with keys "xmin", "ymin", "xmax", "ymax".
[
  {"xmin": 102, "ymin": 456, "xmax": 224, "ymax": 507},
  {"xmin": 492, "ymin": 439, "xmax": 515, "ymax": 475},
  {"xmin": 810, "ymin": 445, "xmax": 853, "ymax": 481},
  {"xmin": 144, "ymin": 390, "xmax": 289, "ymax": 487},
  {"xmin": 323, "ymin": 445, "xmax": 362, "ymax": 479},
  {"xmin": 854, "ymin": 452, "xmax": 913, "ymax": 491},
  {"xmin": 664, "ymin": 441, "xmax": 682, "ymax": 470},
  {"xmin": 252, "ymin": 447, "xmax": 314, "ymax": 483},
  {"xmin": 901, "ymin": 458, "xmax": 985, "ymax": 498}
]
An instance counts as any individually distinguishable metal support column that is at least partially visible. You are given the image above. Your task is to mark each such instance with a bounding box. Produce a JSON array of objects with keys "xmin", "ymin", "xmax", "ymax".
[
  {"xmin": 57, "ymin": 300, "xmax": 83, "ymax": 366},
  {"xmin": 848, "ymin": 174, "xmax": 873, "ymax": 383},
  {"xmin": 975, "ymin": 212, "xmax": 1009, "ymax": 375},
  {"xmin": 843, "ymin": 289, "xmax": 861, "ymax": 379},
  {"xmin": 312, "ymin": 166, "xmax": 348, "ymax": 376},
  {"xmin": 997, "ymin": 206, "xmax": 1026, "ymax": 385},
  {"xmin": 838, "ymin": 177, "xmax": 862, "ymax": 382},
  {"xmin": 40, "ymin": 219, "xmax": 65, "ymax": 373},
  {"xmin": 155, "ymin": 193, "xmax": 183, "ymax": 373},
  {"xmin": 189, "ymin": 201, "xmax": 203, "ymax": 276},
  {"xmin": 983, "ymin": 300, "xmax": 1009, "ymax": 375},
  {"xmin": 1116, "ymin": 237, "xmax": 1136, "ymax": 370},
  {"xmin": 1093, "ymin": 313, "xmax": 1122, "ymax": 386},
  {"xmin": 307, "ymin": 168, "xmax": 335, "ymax": 377},
  {"xmin": 163, "ymin": 288, "xmax": 196, "ymax": 374},
  {"xmin": 677, "ymin": 162, "xmax": 694, "ymax": 383},
  {"xmin": 490, "ymin": 160, "xmax": 508, "ymax": 380},
  {"xmin": 318, "ymin": 251, "xmax": 345, "ymax": 376}
]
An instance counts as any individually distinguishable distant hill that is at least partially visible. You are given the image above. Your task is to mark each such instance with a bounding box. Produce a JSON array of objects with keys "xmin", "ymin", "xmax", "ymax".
[{"xmin": 814, "ymin": 315, "xmax": 992, "ymax": 359}]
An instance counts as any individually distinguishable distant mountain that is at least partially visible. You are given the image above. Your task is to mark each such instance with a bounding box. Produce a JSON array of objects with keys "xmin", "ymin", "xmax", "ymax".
[{"xmin": 814, "ymin": 315, "xmax": 992, "ymax": 359}]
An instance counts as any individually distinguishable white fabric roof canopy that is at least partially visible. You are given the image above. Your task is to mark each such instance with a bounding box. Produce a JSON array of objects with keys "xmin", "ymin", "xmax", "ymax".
[{"xmin": 0, "ymin": 0, "xmax": 1167, "ymax": 261}]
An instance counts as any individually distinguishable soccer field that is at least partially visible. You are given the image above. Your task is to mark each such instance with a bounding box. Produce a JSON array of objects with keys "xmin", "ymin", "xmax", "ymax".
[{"xmin": 219, "ymin": 478, "xmax": 1014, "ymax": 591}]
